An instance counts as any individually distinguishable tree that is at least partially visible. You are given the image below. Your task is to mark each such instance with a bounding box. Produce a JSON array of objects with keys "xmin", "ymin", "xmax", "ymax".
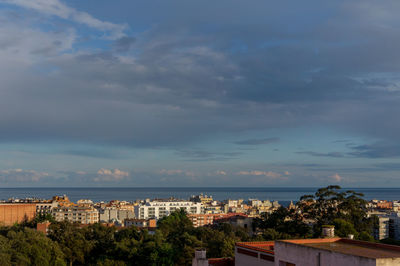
[
  {"xmin": 254, "ymin": 207, "xmax": 311, "ymax": 239},
  {"xmin": 297, "ymin": 185, "xmax": 371, "ymax": 237},
  {"xmin": 48, "ymin": 222, "xmax": 92, "ymax": 266},
  {"xmin": 158, "ymin": 209, "xmax": 201, "ymax": 265},
  {"xmin": 332, "ymin": 218, "xmax": 358, "ymax": 238}
]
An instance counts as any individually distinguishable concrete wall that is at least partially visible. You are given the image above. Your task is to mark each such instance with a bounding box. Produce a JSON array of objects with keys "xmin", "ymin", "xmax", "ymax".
[
  {"xmin": 235, "ymin": 247, "xmax": 274, "ymax": 266},
  {"xmin": 377, "ymin": 258, "xmax": 400, "ymax": 266},
  {"xmin": 274, "ymin": 241, "xmax": 376, "ymax": 266},
  {"xmin": 0, "ymin": 204, "xmax": 37, "ymax": 226}
]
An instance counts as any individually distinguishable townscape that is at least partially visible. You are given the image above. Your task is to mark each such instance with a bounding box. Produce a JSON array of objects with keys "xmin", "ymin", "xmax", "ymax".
[
  {"xmin": 1, "ymin": 193, "xmax": 283, "ymax": 229},
  {"xmin": 1, "ymin": 186, "xmax": 400, "ymax": 265}
]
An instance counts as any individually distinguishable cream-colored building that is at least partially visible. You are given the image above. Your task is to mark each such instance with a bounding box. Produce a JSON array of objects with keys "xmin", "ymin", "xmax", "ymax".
[{"xmin": 52, "ymin": 206, "xmax": 99, "ymax": 224}]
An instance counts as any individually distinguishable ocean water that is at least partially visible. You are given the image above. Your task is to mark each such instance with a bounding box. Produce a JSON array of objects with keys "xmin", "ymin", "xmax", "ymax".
[{"xmin": 0, "ymin": 187, "xmax": 399, "ymax": 206}]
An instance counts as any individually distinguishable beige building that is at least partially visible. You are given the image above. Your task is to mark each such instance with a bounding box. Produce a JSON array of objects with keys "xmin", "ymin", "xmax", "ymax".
[
  {"xmin": 52, "ymin": 206, "xmax": 99, "ymax": 224},
  {"xmin": 124, "ymin": 218, "xmax": 156, "ymax": 228}
]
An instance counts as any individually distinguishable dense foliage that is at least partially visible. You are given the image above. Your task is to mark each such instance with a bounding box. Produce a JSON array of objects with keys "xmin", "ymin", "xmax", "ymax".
[
  {"xmin": 0, "ymin": 209, "xmax": 253, "ymax": 265},
  {"xmin": 254, "ymin": 185, "xmax": 375, "ymax": 241},
  {"xmin": 0, "ymin": 185, "xmax": 379, "ymax": 265}
]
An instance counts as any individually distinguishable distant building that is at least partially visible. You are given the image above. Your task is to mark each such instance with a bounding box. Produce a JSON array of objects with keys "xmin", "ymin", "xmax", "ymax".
[
  {"xmin": 214, "ymin": 214, "xmax": 253, "ymax": 234},
  {"xmin": 98, "ymin": 207, "xmax": 135, "ymax": 223},
  {"xmin": 124, "ymin": 218, "xmax": 156, "ymax": 228},
  {"xmin": 36, "ymin": 202, "xmax": 58, "ymax": 215},
  {"xmin": 188, "ymin": 214, "xmax": 215, "ymax": 227},
  {"xmin": 190, "ymin": 194, "xmax": 213, "ymax": 205},
  {"xmin": 374, "ymin": 216, "xmax": 389, "ymax": 240},
  {"xmin": 52, "ymin": 195, "xmax": 74, "ymax": 207},
  {"xmin": 52, "ymin": 206, "xmax": 99, "ymax": 224},
  {"xmin": 389, "ymin": 212, "xmax": 400, "ymax": 240},
  {"xmin": 134, "ymin": 200, "xmax": 203, "ymax": 219},
  {"xmin": 37, "ymin": 221, "xmax": 51, "ymax": 235},
  {"xmin": 376, "ymin": 200, "xmax": 393, "ymax": 210},
  {"xmin": 0, "ymin": 203, "xmax": 37, "ymax": 226}
]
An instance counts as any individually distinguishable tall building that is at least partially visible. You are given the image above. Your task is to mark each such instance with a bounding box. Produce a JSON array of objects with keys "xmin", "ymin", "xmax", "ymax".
[
  {"xmin": 374, "ymin": 216, "xmax": 389, "ymax": 240},
  {"xmin": 134, "ymin": 200, "xmax": 203, "ymax": 219}
]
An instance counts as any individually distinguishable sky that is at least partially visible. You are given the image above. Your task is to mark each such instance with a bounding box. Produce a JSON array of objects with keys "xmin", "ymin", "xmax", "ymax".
[{"xmin": 0, "ymin": 0, "xmax": 400, "ymax": 187}]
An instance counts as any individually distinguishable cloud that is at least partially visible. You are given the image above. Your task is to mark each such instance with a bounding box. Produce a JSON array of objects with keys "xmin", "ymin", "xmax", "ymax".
[
  {"xmin": 236, "ymin": 170, "xmax": 283, "ymax": 179},
  {"xmin": 94, "ymin": 168, "xmax": 129, "ymax": 182},
  {"xmin": 0, "ymin": 169, "xmax": 50, "ymax": 182},
  {"xmin": 159, "ymin": 169, "xmax": 195, "ymax": 177},
  {"xmin": 175, "ymin": 150, "xmax": 242, "ymax": 161},
  {"xmin": 113, "ymin": 36, "xmax": 136, "ymax": 52},
  {"xmin": 347, "ymin": 142, "xmax": 400, "ymax": 158},
  {"xmin": 2, "ymin": 0, "xmax": 400, "ymax": 176},
  {"xmin": 1, "ymin": 0, "xmax": 127, "ymax": 39},
  {"xmin": 329, "ymin": 173, "xmax": 343, "ymax": 182},
  {"xmin": 296, "ymin": 151, "xmax": 345, "ymax": 158},
  {"xmin": 234, "ymin": 137, "xmax": 280, "ymax": 145}
]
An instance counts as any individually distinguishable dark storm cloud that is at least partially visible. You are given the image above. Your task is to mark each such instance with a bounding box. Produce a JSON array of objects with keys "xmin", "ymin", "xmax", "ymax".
[
  {"xmin": 234, "ymin": 137, "xmax": 279, "ymax": 145},
  {"xmin": 1, "ymin": 0, "xmax": 400, "ymax": 149},
  {"xmin": 347, "ymin": 143, "xmax": 400, "ymax": 158},
  {"xmin": 112, "ymin": 36, "xmax": 136, "ymax": 52},
  {"xmin": 175, "ymin": 150, "xmax": 242, "ymax": 161},
  {"xmin": 296, "ymin": 151, "xmax": 345, "ymax": 158}
]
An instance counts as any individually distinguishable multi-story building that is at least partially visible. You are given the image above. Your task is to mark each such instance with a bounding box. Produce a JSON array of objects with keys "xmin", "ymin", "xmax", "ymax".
[
  {"xmin": 36, "ymin": 202, "xmax": 58, "ymax": 215},
  {"xmin": 190, "ymin": 194, "xmax": 213, "ymax": 205},
  {"xmin": 389, "ymin": 212, "xmax": 400, "ymax": 240},
  {"xmin": 0, "ymin": 203, "xmax": 37, "ymax": 226},
  {"xmin": 393, "ymin": 201, "xmax": 400, "ymax": 212},
  {"xmin": 134, "ymin": 200, "xmax": 203, "ymax": 219},
  {"xmin": 98, "ymin": 207, "xmax": 135, "ymax": 223},
  {"xmin": 52, "ymin": 206, "xmax": 99, "ymax": 224},
  {"xmin": 188, "ymin": 214, "xmax": 215, "ymax": 227},
  {"xmin": 124, "ymin": 218, "xmax": 156, "ymax": 228},
  {"xmin": 374, "ymin": 216, "xmax": 390, "ymax": 240}
]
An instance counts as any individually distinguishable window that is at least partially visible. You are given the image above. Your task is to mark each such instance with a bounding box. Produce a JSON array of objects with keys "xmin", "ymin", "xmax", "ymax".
[{"xmin": 279, "ymin": 261, "xmax": 295, "ymax": 266}]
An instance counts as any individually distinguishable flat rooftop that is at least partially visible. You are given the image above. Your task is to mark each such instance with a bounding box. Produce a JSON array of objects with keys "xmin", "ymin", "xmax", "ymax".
[{"xmin": 279, "ymin": 238, "xmax": 400, "ymax": 259}]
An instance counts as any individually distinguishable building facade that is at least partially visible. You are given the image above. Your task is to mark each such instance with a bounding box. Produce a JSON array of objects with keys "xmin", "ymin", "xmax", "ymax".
[
  {"xmin": 235, "ymin": 238, "xmax": 400, "ymax": 266},
  {"xmin": 52, "ymin": 206, "xmax": 99, "ymax": 224},
  {"xmin": 0, "ymin": 203, "xmax": 37, "ymax": 226},
  {"xmin": 134, "ymin": 201, "xmax": 203, "ymax": 219}
]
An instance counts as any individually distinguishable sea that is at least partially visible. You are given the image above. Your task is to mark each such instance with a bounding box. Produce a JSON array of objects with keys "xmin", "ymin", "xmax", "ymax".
[{"xmin": 1, "ymin": 187, "xmax": 400, "ymax": 207}]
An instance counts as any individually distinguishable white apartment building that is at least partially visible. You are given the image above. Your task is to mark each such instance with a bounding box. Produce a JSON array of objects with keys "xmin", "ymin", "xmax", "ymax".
[
  {"xmin": 36, "ymin": 201, "xmax": 58, "ymax": 215},
  {"xmin": 134, "ymin": 200, "xmax": 204, "ymax": 219},
  {"xmin": 52, "ymin": 206, "xmax": 99, "ymax": 224}
]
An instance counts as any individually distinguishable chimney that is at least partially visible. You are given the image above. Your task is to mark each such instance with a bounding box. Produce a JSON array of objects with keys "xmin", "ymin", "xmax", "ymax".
[
  {"xmin": 192, "ymin": 249, "xmax": 208, "ymax": 266},
  {"xmin": 322, "ymin": 225, "xmax": 335, "ymax": 238}
]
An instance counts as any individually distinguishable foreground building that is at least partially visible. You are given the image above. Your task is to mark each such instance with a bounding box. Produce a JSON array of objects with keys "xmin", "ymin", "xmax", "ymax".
[{"xmin": 235, "ymin": 238, "xmax": 400, "ymax": 266}]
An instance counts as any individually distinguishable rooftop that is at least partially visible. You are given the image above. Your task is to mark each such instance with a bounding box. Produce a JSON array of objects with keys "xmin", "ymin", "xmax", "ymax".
[
  {"xmin": 237, "ymin": 238, "xmax": 400, "ymax": 259},
  {"xmin": 236, "ymin": 241, "xmax": 275, "ymax": 254},
  {"xmin": 278, "ymin": 238, "xmax": 400, "ymax": 259}
]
